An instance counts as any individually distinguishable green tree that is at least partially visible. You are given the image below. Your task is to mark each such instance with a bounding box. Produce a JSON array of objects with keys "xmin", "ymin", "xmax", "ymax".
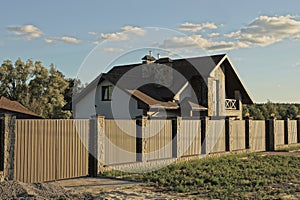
[
  {"xmin": 243, "ymin": 102, "xmax": 300, "ymax": 120},
  {"xmin": 0, "ymin": 59, "xmax": 71, "ymax": 118},
  {"xmin": 45, "ymin": 64, "xmax": 69, "ymax": 118}
]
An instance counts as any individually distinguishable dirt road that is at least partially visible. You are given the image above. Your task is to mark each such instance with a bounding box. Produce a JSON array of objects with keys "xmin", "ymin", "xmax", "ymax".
[{"xmin": 54, "ymin": 177, "xmax": 184, "ymax": 199}]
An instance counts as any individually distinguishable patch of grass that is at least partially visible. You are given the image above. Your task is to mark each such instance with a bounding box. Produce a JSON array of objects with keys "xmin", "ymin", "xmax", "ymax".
[
  {"xmin": 276, "ymin": 144, "xmax": 300, "ymax": 152},
  {"xmin": 101, "ymin": 170, "xmax": 142, "ymax": 181},
  {"xmin": 103, "ymin": 153, "xmax": 300, "ymax": 199}
]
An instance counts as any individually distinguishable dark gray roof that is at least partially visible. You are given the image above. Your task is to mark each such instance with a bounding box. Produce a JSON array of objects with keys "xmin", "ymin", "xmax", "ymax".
[{"xmin": 64, "ymin": 54, "xmax": 253, "ymax": 110}]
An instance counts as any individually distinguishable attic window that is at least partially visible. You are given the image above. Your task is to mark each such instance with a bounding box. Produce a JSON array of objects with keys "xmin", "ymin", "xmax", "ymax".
[{"xmin": 102, "ymin": 85, "xmax": 113, "ymax": 101}]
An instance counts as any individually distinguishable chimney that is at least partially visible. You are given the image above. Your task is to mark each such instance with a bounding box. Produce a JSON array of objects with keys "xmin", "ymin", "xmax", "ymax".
[
  {"xmin": 141, "ymin": 50, "xmax": 156, "ymax": 64},
  {"xmin": 157, "ymin": 53, "xmax": 160, "ymax": 59}
]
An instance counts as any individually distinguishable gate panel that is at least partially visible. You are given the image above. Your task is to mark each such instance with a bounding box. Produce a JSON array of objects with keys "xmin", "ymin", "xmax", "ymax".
[{"xmin": 14, "ymin": 119, "xmax": 89, "ymax": 183}]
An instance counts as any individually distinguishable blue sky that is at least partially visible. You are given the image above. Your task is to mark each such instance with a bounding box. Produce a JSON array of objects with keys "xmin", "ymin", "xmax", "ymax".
[{"xmin": 1, "ymin": 0, "xmax": 300, "ymax": 103}]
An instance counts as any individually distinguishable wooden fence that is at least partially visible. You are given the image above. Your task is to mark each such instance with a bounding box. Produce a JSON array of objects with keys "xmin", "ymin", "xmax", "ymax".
[
  {"xmin": 14, "ymin": 119, "xmax": 89, "ymax": 183},
  {"xmin": 96, "ymin": 117, "xmax": 300, "ymax": 168},
  {"xmin": 0, "ymin": 114, "xmax": 300, "ymax": 183},
  {"xmin": 104, "ymin": 119, "xmax": 136, "ymax": 165}
]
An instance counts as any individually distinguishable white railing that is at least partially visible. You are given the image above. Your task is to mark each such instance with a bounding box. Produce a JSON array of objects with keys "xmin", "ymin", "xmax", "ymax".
[{"xmin": 225, "ymin": 99, "xmax": 237, "ymax": 110}]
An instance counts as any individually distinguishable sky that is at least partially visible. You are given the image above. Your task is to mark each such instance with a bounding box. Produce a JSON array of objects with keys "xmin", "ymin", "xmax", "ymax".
[{"xmin": 1, "ymin": 0, "xmax": 300, "ymax": 103}]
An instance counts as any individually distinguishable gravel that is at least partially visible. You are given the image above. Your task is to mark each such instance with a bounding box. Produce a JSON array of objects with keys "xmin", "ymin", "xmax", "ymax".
[{"xmin": 0, "ymin": 180, "xmax": 93, "ymax": 199}]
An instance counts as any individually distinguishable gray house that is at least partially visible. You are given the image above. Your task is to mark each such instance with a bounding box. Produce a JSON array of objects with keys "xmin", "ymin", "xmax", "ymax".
[{"xmin": 67, "ymin": 53, "xmax": 253, "ymax": 119}]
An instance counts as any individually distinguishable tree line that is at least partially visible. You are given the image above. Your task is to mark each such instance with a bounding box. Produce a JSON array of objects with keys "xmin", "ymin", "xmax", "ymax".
[
  {"xmin": 0, "ymin": 59, "xmax": 77, "ymax": 118},
  {"xmin": 243, "ymin": 101, "xmax": 300, "ymax": 120}
]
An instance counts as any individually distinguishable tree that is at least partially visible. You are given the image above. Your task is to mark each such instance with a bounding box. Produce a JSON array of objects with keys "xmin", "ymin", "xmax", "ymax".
[
  {"xmin": 0, "ymin": 59, "xmax": 71, "ymax": 118},
  {"xmin": 243, "ymin": 102, "xmax": 300, "ymax": 120}
]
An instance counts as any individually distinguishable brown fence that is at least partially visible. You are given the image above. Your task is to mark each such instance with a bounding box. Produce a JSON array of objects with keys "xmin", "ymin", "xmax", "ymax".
[
  {"xmin": 0, "ymin": 114, "xmax": 300, "ymax": 183},
  {"xmin": 207, "ymin": 120, "xmax": 226, "ymax": 153},
  {"xmin": 143, "ymin": 120, "xmax": 172, "ymax": 161},
  {"xmin": 231, "ymin": 120, "xmax": 246, "ymax": 151},
  {"xmin": 275, "ymin": 120, "xmax": 285, "ymax": 146},
  {"xmin": 180, "ymin": 120, "xmax": 201, "ymax": 156},
  {"xmin": 288, "ymin": 120, "xmax": 297, "ymax": 144},
  {"xmin": 14, "ymin": 119, "xmax": 89, "ymax": 183},
  {"xmin": 249, "ymin": 120, "xmax": 266, "ymax": 152},
  {"xmin": 104, "ymin": 120, "xmax": 136, "ymax": 165}
]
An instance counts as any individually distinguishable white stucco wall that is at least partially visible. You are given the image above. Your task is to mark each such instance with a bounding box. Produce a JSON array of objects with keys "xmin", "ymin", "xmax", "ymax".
[
  {"xmin": 95, "ymin": 80, "xmax": 143, "ymax": 119},
  {"xmin": 74, "ymin": 88, "xmax": 97, "ymax": 119}
]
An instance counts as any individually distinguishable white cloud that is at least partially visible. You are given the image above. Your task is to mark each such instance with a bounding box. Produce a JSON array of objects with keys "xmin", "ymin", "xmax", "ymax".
[
  {"xmin": 7, "ymin": 24, "xmax": 43, "ymax": 40},
  {"xmin": 100, "ymin": 32, "xmax": 128, "ymax": 41},
  {"xmin": 88, "ymin": 31, "xmax": 97, "ymax": 35},
  {"xmin": 201, "ymin": 22, "xmax": 218, "ymax": 29},
  {"xmin": 224, "ymin": 31, "xmax": 240, "ymax": 38},
  {"xmin": 178, "ymin": 22, "xmax": 217, "ymax": 32},
  {"xmin": 160, "ymin": 35, "xmax": 248, "ymax": 52},
  {"xmin": 100, "ymin": 26, "xmax": 146, "ymax": 41},
  {"xmin": 238, "ymin": 15, "xmax": 300, "ymax": 46},
  {"xmin": 103, "ymin": 47, "xmax": 124, "ymax": 52},
  {"xmin": 293, "ymin": 61, "xmax": 300, "ymax": 68},
  {"xmin": 121, "ymin": 25, "xmax": 146, "ymax": 35},
  {"xmin": 45, "ymin": 36, "xmax": 81, "ymax": 44},
  {"xmin": 208, "ymin": 33, "xmax": 220, "ymax": 37},
  {"xmin": 93, "ymin": 41, "xmax": 100, "ymax": 45}
]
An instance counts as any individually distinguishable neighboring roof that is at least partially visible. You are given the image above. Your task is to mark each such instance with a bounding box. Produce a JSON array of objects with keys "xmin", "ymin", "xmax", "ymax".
[
  {"xmin": 0, "ymin": 96, "xmax": 41, "ymax": 118},
  {"xmin": 127, "ymin": 89, "xmax": 179, "ymax": 110}
]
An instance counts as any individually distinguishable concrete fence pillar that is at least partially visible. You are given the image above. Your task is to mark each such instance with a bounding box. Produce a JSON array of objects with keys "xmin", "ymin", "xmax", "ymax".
[
  {"xmin": 284, "ymin": 118, "xmax": 289, "ymax": 145},
  {"xmin": 97, "ymin": 116, "xmax": 105, "ymax": 173},
  {"xmin": 171, "ymin": 117, "xmax": 181, "ymax": 158},
  {"xmin": 136, "ymin": 116, "xmax": 148, "ymax": 162},
  {"xmin": 225, "ymin": 118, "xmax": 231, "ymax": 152},
  {"xmin": 297, "ymin": 117, "xmax": 300, "ymax": 143},
  {"xmin": 200, "ymin": 117, "xmax": 209, "ymax": 154},
  {"xmin": 266, "ymin": 117, "xmax": 276, "ymax": 151},
  {"xmin": 244, "ymin": 117, "xmax": 251, "ymax": 149},
  {"xmin": 88, "ymin": 115, "xmax": 99, "ymax": 177},
  {"xmin": 0, "ymin": 114, "xmax": 16, "ymax": 181}
]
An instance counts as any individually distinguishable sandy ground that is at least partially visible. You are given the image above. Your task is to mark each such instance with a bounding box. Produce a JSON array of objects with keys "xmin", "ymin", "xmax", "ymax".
[
  {"xmin": 2, "ymin": 150, "xmax": 298, "ymax": 199},
  {"xmin": 261, "ymin": 151, "xmax": 300, "ymax": 156},
  {"xmin": 54, "ymin": 177, "xmax": 185, "ymax": 199}
]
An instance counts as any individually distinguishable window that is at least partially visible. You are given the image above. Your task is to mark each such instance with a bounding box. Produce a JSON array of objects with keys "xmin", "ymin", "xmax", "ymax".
[{"xmin": 102, "ymin": 85, "xmax": 113, "ymax": 101}]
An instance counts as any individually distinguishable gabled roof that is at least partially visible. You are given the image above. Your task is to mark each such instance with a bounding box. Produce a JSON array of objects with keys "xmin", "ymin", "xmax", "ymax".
[
  {"xmin": 0, "ymin": 96, "xmax": 41, "ymax": 118},
  {"xmin": 66, "ymin": 54, "xmax": 253, "ymax": 110}
]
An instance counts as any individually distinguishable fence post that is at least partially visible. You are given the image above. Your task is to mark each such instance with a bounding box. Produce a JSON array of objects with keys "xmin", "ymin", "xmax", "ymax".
[
  {"xmin": 0, "ymin": 114, "xmax": 16, "ymax": 181},
  {"xmin": 225, "ymin": 118, "xmax": 231, "ymax": 152},
  {"xmin": 172, "ymin": 117, "xmax": 181, "ymax": 158},
  {"xmin": 266, "ymin": 116, "xmax": 276, "ymax": 151},
  {"xmin": 97, "ymin": 116, "xmax": 105, "ymax": 173},
  {"xmin": 200, "ymin": 117, "xmax": 208, "ymax": 154},
  {"xmin": 297, "ymin": 116, "xmax": 300, "ymax": 143},
  {"xmin": 136, "ymin": 116, "xmax": 147, "ymax": 162},
  {"xmin": 88, "ymin": 116, "xmax": 98, "ymax": 177},
  {"xmin": 284, "ymin": 118, "xmax": 289, "ymax": 145},
  {"xmin": 244, "ymin": 116, "xmax": 250, "ymax": 149}
]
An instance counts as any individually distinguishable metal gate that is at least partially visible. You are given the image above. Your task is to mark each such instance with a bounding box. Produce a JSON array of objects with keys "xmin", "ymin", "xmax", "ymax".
[{"xmin": 14, "ymin": 119, "xmax": 89, "ymax": 183}]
